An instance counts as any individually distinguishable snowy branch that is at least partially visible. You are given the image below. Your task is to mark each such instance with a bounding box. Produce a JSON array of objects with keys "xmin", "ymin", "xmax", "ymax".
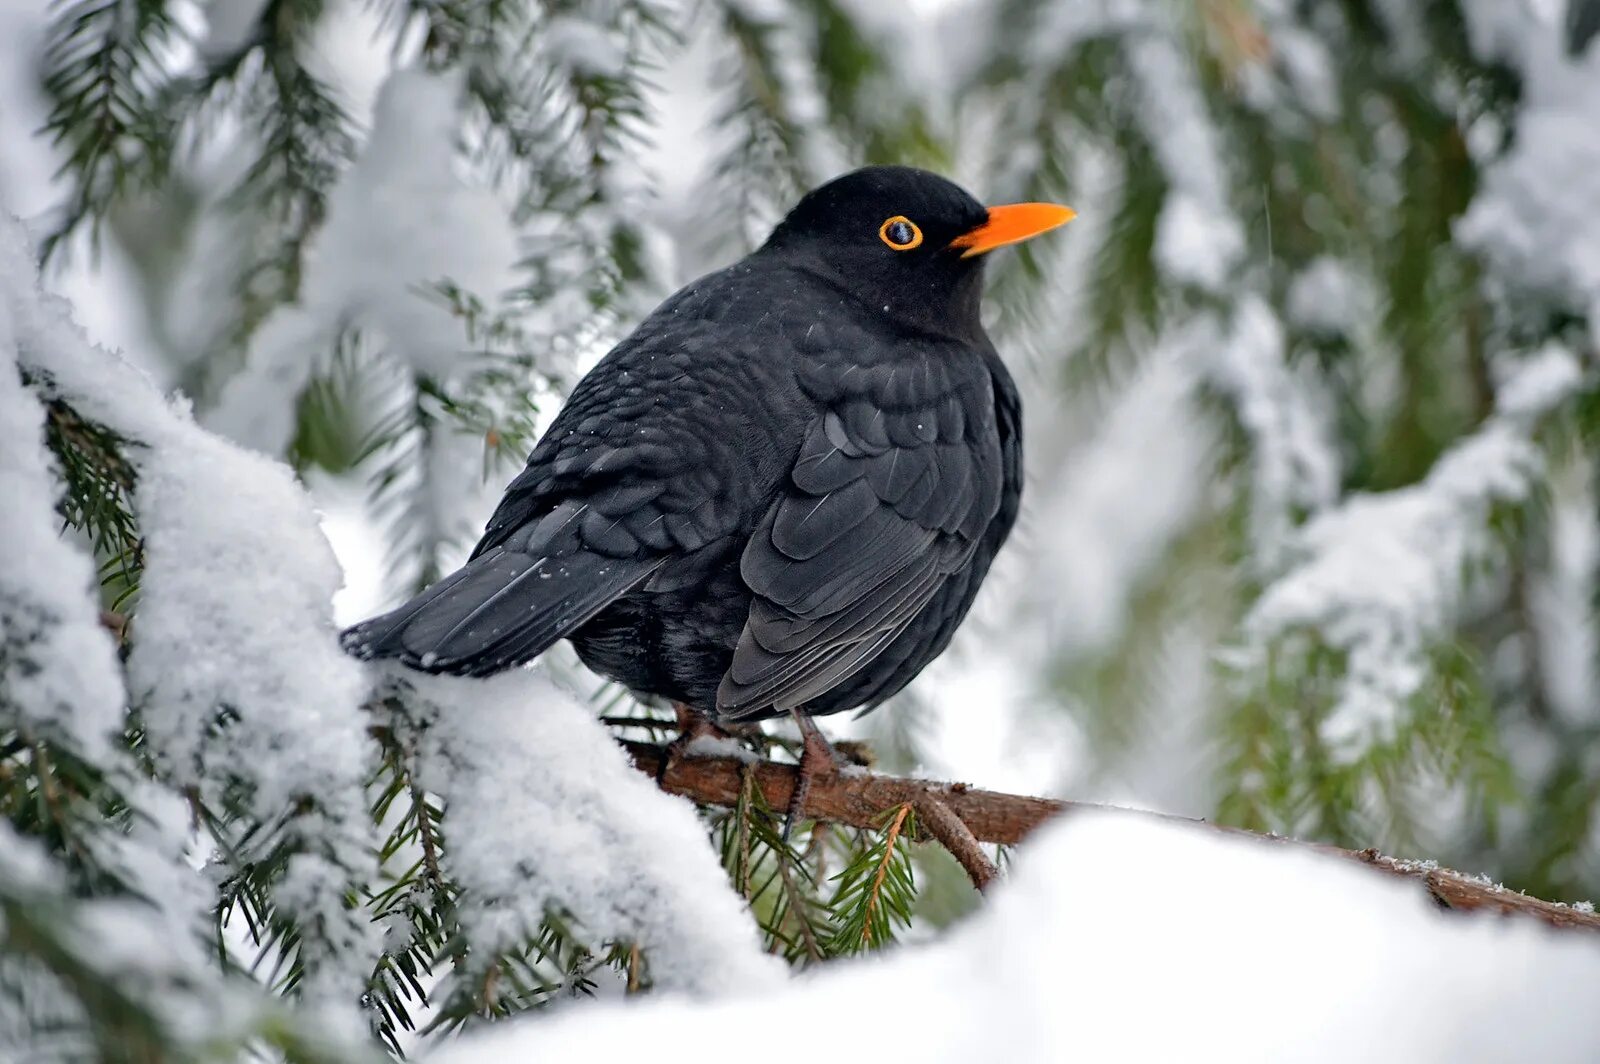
[{"xmin": 627, "ymin": 741, "xmax": 1600, "ymax": 931}]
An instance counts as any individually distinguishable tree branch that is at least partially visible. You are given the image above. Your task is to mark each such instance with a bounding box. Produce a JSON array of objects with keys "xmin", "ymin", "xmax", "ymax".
[
  {"xmin": 624, "ymin": 741, "xmax": 1600, "ymax": 932},
  {"xmin": 913, "ymin": 794, "xmax": 999, "ymax": 892}
]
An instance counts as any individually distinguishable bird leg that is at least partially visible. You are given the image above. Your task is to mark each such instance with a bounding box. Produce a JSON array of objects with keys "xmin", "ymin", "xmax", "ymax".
[
  {"xmin": 659, "ymin": 702, "xmax": 728, "ymax": 784},
  {"xmin": 672, "ymin": 701, "xmax": 727, "ymax": 742},
  {"xmin": 783, "ymin": 707, "xmax": 840, "ymax": 843}
]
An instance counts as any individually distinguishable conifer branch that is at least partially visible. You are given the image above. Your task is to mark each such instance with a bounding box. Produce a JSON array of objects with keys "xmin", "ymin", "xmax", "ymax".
[
  {"xmin": 823, "ymin": 804, "xmax": 916, "ymax": 954},
  {"xmin": 627, "ymin": 741, "xmax": 1600, "ymax": 930}
]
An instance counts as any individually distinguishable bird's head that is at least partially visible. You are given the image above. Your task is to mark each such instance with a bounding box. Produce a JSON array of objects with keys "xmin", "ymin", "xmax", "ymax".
[{"xmin": 760, "ymin": 165, "xmax": 1074, "ymax": 337}]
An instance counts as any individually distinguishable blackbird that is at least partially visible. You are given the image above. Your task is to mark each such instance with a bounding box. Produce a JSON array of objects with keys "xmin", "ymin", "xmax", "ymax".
[{"xmin": 343, "ymin": 165, "xmax": 1071, "ymax": 805}]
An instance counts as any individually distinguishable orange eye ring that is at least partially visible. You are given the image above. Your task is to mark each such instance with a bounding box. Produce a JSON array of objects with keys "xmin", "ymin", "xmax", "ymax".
[{"xmin": 878, "ymin": 215, "xmax": 923, "ymax": 251}]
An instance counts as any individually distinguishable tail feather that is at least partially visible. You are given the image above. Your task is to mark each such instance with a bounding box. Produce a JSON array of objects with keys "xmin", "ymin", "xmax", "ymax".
[{"xmin": 341, "ymin": 546, "xmax": 660, "ymax": 677}]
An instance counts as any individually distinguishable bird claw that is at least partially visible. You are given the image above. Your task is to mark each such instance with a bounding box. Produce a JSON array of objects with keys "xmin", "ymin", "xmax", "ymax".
[
  {"xmin": 782, "ymin": 708, "xmax": 839, "ymax": 844},
  {"xmin": 659, "ymin": 702, "xmax": 728, "ymax": 785}
]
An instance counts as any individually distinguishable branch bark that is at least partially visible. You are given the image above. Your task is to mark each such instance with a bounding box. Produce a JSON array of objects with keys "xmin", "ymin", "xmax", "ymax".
[{"xmin": 624, "ymin": 740, "xmax": 1600, "ymax": 933}]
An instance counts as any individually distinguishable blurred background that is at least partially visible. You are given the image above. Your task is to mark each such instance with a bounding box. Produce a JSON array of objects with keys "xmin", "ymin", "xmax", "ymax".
[{"xmin": 6, "ymin": 0, "xmax": 1600, "ymax": 911}]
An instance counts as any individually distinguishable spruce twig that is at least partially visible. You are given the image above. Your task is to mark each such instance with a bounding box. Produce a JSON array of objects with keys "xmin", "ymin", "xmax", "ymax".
[{"xmin": 824, "ymin": 804, "xmax": 916, "ymax": 954}]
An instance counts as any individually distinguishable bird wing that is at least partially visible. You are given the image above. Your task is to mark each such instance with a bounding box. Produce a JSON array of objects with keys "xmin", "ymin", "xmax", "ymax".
[
  {"xmin": 342, "ymin": 287, "xmax": 773, "ymax": 675},
  {"xmin": 340, "ymin": 500, "xmax": 669, "ymax": 676},
  {"xmin": 716, "ymin": 365, "xmax": 1004, "ymax": 719}
]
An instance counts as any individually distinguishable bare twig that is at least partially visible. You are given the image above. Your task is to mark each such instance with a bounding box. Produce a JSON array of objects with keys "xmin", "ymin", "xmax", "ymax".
[{"xmin": 914, "ymin": 794, "xmax": 999, "ymax": 891}]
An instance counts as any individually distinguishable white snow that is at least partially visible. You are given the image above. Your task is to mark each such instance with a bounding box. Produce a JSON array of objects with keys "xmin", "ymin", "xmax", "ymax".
[
  {"xmin": 0, "ymin": 282, "xmax": 126, "ymax": 759},
  {"xmin": 1129, "ymin": 34, "xmax": 1246, "ymax": 292},
  {"xmin": 1205, "ymin": 297, "xmax": 1341, "ymax": 570},
  {"xmin": 0, "ymin": 210, "xmax": 383, "ymax": 1007},
  {"xmin": 545, "ymin": 16, "xmax": 628, "ymax": 79},
  {"xmin": 1155, "ymin": 191, "xmax": 1247, "ymax": 294},
  {"xmin": 394, "ymin": 668, "xmax": 782, "ymax": 997},
  {"xmin": 1023, "ymin": 0, "xmax": 1143, "ymax": 66},
  {"xmin": 1531, "ymin": 453, "xmax": 1600, "ymax": 727},
  {"xmin": 208, "ymin": 66, "xmax": 520, "ymax": 453},
  {"xmin": 1245, "ymin": 346, "xmax": 1586, "ymax": 754},
  {"xmin": 1287, "ymin": 256, "xmax": 1378, "ymax": 337},
  {"xmin": 1456, "ymin": 2, "xmax": 1600, "ymax": 323},
  {"xmin": 1269, "ymin": 22, "xmax": 1339, "ymax": 120},
  {"xmin": 0, "ymin": 803, "xmax": 241, "ymax": 1061},
  {"xmin": 1493, "ymin": 342, "xmax": 1585, "ymax": 421},
  {"xmin": 431, "ymin": 811, "xmax": 1600, "ymax": 1064},
  {"xmin": 699, "ymin": 0, "xmax": 849, "ymax": 241},
  {"xmin": 1213, "ymin": 0, "xmax": 1339, "ymax": 122}
]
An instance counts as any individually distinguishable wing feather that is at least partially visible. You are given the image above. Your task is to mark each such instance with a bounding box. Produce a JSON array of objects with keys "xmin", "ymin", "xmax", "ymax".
[{"xmin": 717, "ymin": 370, "xmax": 999, "ymax": 720}]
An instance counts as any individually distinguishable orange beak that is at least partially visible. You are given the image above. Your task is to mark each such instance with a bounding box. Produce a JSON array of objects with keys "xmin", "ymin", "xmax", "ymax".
[{"xmin": 949, "ymin": 202, "xmax": 1076, "ymax": 258}]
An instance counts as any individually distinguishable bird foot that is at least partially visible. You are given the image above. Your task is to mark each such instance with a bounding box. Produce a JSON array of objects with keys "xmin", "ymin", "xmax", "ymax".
[
  {"xmin": 672, "ymin": 701, "xmax": 728, "ymax": 743},
  {"xmin": 782, "ymin": 708, "xmax": 839, "ymax": 843},
  {"xmin": 659, "ymin": 702, "xmax": 729, "ymax": 784}
]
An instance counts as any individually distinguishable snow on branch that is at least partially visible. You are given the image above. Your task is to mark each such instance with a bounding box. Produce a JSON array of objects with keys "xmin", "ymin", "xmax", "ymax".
[
  {"xmin": 208, "ymin": 67, "xmax": 521, "ymax": 456},
  {"xmin": 1, "ymin": 212, "xmax": 382, "ymax": 1008},
  {"xmin": 0, "ymin": 283, "xmax": 125, "ymax": 760},
  {"xmin": 1241, "ymin": 345, "xmax": 1587, "ymax": 754},
  {"xmin": 1128, "ymin": 32, "xmax": 1245, "ymax": 292},
  {"xmin": 1204, "ymin": 297, "xmax": 1341, "ymax": 570},
  {"xmin": 390, "ymin": 670, "xmax": 783, "ymax": 997},
  {"xmin": 1457, "ymin": 0, "xmax": 1600, "ymax": 323}
]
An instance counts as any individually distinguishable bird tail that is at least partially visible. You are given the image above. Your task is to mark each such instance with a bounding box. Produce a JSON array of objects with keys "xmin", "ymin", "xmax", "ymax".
[{"xmin": 340, "ymin": 546, "xmax": 660, "ymax": 677}]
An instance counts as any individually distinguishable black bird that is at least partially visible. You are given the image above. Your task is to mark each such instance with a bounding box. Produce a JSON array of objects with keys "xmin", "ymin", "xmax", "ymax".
[{"xmin": 343, "ymin": 165, "xmax": 1071, "ymax": 807}]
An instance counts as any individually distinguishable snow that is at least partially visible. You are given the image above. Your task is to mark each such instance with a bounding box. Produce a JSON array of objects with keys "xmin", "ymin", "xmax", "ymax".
[
  {"xmin": 545, "ymin": 16, "xmax": 628, "ymax": 79},
  {"xmin": 1, "ymin": 807, "xmax": 379, "ymax": 1061},
  {"xmin": 1211, "ymin": 0, "xmax": 1339, "ymax": 122},
  {"xmin": 1456, "ymin": 2, "xmax": 1600, "ymax": 323},
  {"xmin": 0, "ymin": 822, "xmax": 87, "ymax": 1060},
  {"xmin": 1493, "ymin": 342, "xmax": 1585, "ymax": 421},
  {"xmin": 1205, "ymin": 297, "xmax": 1341, "ymax": 570},
  {"xmin": 1268, "ymin": 22, "xmax": 1338, "ymax": 120},
  {"xmin": 682, "ymin": 733, "xmax": 763, "ymax": 763},
  {"xmin": 766, "ymin": 23, "xmax": 842, "ymax": 175},
  {"xmin": 1531, "ymin": 453, "xmax": 1600, "ymax": 727},
  {"xmin": 203, "ymin": 309, "xmax": 340, "ymax": 461},
  {"xmin": 1245, "ymin": 346, "xmax": 1586, "ymax": 754},
  {"xmin": 1154, "ymin": 191, "xmax": 1247, "ymax": 293},
  {"xmin": 832, "ymin": 0, "xmax": 951, "ymax": 100},
  {"xmin": 431, "ymin": 811, "xmax": 1600, "ymax": 1063},
  {"xmin": 1024, "ymin": 0, "xmax": 1143, "ymax": 64},
  {"xmin": 1287, "ymin": 256, "xmax": 1378, "ymax": 337},
  {"xmin": 1129, "ymin": 34, "xmax": 1246, "ymax": 292},
  {"xmin": 910, "ymin": 304, "xmax": 1219, "ymax": 801},
  {"xmin": 208, "ymin": 66, "xmax": 520, "ymax": 453},
  {"xmin": 0, "ymin": 210, "xmax": 301, "ymax": 1056},
  {"xmin": 314, "ymin": 67, "xmax": 519, "ymax": 381},
  {"xmin": 39, "ymin": 333, "xmax": 368, "ymax": 798},
  {"xmin": 0, "ymin": 281, "xmax": 126, "ymax": 760},
  {"xmin": 0, "ymin": 808, "xmax": 224, "ymax": 1061},
  {"xmin": 0, "ymin": 211, "xmax": 383, "ymax": 1007},
  {"xmin": 393, "ymin": 668, "xmax": 782, "ymax": 996}
]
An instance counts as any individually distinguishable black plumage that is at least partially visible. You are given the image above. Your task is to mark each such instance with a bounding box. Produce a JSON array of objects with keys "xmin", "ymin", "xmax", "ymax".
[{"xmin": 342, "ymin": 165, "xmax": 1071, "ymax": 724}]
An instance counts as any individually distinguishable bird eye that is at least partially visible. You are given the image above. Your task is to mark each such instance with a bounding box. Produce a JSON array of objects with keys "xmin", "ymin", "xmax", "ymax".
[{"xmin": 878, "ymin": 216, "xmax": 923, "ymax": 251}]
